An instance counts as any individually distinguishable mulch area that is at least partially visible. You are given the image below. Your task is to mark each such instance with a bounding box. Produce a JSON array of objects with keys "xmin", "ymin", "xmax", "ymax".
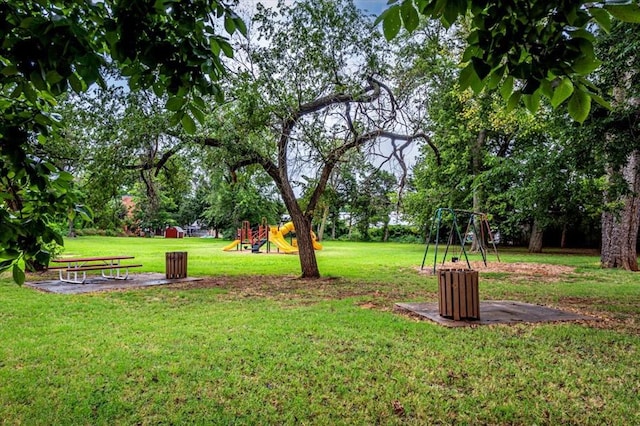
[{"xmin": 418, "ymin": 261, "xmax": 575, "ymax": 277}]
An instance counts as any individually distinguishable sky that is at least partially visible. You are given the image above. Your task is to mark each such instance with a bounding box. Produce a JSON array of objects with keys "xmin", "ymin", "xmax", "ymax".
[
  {"xmin": 352, "ymin": 0, "xmax": 388, "ymax": 15},
  {"xmin": 240, "ymin": 0, "xmax": 389, "ymax": 16}
]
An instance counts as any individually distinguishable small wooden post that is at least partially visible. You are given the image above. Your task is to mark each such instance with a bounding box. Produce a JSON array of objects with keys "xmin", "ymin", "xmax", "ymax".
[
  {"xmin": 166, "ymin": 252, "xmax": 188, "ymax": 279},
  {"xmin": 438, "ymin": 269, "xmax": 479, "ymax": 320}
]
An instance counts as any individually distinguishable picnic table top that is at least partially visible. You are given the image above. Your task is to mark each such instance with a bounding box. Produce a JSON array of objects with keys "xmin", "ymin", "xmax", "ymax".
[{"xmin": 51, "ymin": 256, "xmax": 135, "ymax": 263}]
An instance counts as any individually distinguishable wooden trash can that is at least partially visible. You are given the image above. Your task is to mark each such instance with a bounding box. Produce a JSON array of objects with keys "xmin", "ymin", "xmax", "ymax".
[
  {"xmin": 438, "ymin": 269, "xmax": 480, "ymax": 320},
  {"xmin": 166, "ymin": 252, "xmax": 187, "ymax": 279}
]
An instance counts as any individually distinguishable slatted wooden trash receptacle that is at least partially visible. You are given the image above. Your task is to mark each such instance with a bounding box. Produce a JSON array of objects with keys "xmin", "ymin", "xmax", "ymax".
[
  {"xmin": 438, "ymin": 268, "xmax": 480, "ymax": 320},
  {"xmin": 166, "ymin": 251, "xmax": 187, "ymax": 279}
]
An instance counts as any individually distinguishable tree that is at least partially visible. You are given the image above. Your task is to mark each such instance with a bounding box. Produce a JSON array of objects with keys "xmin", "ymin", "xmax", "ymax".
[
  {"xmin": 1, "ymin": 1, "xmax": 245, "ymax": 281},
  {"xmin": 48, "ymin": 86, "xmax": 195, "ymax": 233},
  {"xmin": 196, "ymin": 0, "xmax": 438, "ymax": 278},
  {"xmin": 380, "ymin": 0, "xmax": 640, "ymax": 122},
  {"xmin": 591, "ymin": 22, "xmax": 640, "ymax": 270},
  {"xmin": 202, "ymin": 166, "xmax": 285, "ymax": 237}
]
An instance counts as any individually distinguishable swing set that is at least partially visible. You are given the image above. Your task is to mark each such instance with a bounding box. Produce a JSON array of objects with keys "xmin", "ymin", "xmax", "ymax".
[{"xmin": 420, "ymin": 208, "xmax": 500, "ymax": 273}]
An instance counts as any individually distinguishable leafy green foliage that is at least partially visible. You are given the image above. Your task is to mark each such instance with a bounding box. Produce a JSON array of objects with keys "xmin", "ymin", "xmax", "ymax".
[
  {"xmin": 380, "ymin": 0, "xmax": 640, "ymax": 122},
  {"xmin": 1, "ymin": 1, "xmax": 245, "ymax": 281}
]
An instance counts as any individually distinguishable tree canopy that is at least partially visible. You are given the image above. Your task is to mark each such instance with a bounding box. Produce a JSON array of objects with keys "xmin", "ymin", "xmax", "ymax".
[
  {"xmin": 378, "ymin": 0, "xmax": 640, "ymax": 122},
  {"xmin": 1, "ymin": 0, "xmax": 244, "ymax": 282}
]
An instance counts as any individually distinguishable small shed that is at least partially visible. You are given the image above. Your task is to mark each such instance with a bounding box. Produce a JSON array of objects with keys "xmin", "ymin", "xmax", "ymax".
[{"xmin": 165, "ymin": 226, "xmax": 185, "ymax": 239}]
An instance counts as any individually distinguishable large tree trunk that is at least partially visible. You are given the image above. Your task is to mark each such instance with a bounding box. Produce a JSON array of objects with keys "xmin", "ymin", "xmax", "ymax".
[
  {"xmin": 528, "ymin": 220, "xmax": 544, "ymax": 253},
  {"xmin": 290, "ymin": 212, "xmax": 320, "ymax": 278},
  {"xmin": 601, "ymin": 150, "xmax": 640, "ymax": 271},
  {"xmin": 275, "ymin": 176, "xmax": 320, "ymax": 278}
]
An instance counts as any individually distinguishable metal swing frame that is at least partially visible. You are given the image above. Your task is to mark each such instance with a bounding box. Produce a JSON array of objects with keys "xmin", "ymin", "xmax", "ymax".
[{"xmin": 420, "ymin": 208, "xmax": 500, "ymax": 274}]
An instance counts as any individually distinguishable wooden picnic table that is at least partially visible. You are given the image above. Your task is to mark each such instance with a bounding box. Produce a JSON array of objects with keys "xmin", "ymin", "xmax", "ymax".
[{"xmin": 50, "ymin": 256, "xmax": 142, "ymax": 284}]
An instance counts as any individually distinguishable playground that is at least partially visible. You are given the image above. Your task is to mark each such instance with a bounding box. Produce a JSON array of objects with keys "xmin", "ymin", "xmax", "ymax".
[{"xmin": 222, "ymin": 220, "xmax": 322, "ymax": 254}]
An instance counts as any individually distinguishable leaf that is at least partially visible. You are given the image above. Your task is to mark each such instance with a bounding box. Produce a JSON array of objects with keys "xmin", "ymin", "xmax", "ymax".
[
  {"xmin": 506, "ymin": 91, "xmax": 521, "ymax": 112},
  {"xmin": 1, "ymin": 65, "xmax": 18, "ymax": 76},
  {"xmin": 461, "ymin": 44, "xmax": 479, "ymax": 62},
  {"xmin": 500, "ymin": 76, "xmax": 514, "ymax": 101},
  {"xmin": 568, "ymin": 89, "xmax": 591, "ymax": 123},
  {"xmin": 23, "ymin": 83, "xmax": 37, "ymax": 103},
  {"xmin": 153, "ymin": 82, "xmax": 164, "ymax": 97},
  {"xmin": 522, "ymin": 91, "xmax": 541, "ymax": 114},
  {"xmin": 382, "ymin": 5, "xmax": 402, "ymax": 40},
  {"xmin": 166, "ymin": 96, "xmax": 186, "ymax": 112},
  {"xmin": 9, "ymin": 82, "xmax": 22, "ymax": 98},
  {"xmin": 224, "ymin": 14, "xmax": 235, "ymax": 35},
  {"xmin": 442, "ymin": 0, "xmax": 466, "ymax": 27},
  {"xmin": 13, "ymin": 263, "xmax": 25, "ymax": 286},
  {"xmin": 539, "ymin": 79, "xmax": 554, "ymax": 99},
  {"xmin": 471, "ymin": 57, "xmax": 491, "ymax": 80},
  {"xmin": 169, "ymin": 110, "xmax": 184, "ymax": 127},
  {"xmin": 590, "ymin": 93, "xmax": 611, "ymax": 109},
  {"xmin": 193, "ymin": 95, "xmax": 206, "ymax": 110},
  {"xmin": 188, "ymin": 102, "xmax": 205, "ymax": 124},
  {"xmin": 233, "ymin": 17, "xmax": 247, "ymax": 37},
  {"xmin": 458, "ymin": 63, "xmax": 475, "ymax": 90},
  {"xmin": 572, "ymin": 56, "xmax": 602, "ymax": 75},
  {"xmin": 220, "ymin": 40, "xmax": 234, "ymax": 58},
  {"xmin": 57, "ymin": 171, "xmax": 74, "ymax": 182},
  {"xmin": 589, "ymin": 7, "xmax": 612, "ymax": 33},
  {"xmin": 400, "ymin": 0, "xmax": 420, "ymax": 33},
  {"xmin": 74, "ymin": 204, "xmax": 93, "ymax": 222},
  {"xmin": 210, "ymin": 38, "xmax": 221, "ymax": 56},
  {"xmin": 486, "ymin": 66, "xmax": 505, "ymax": 90},
  {"xmin": 551, "ymin": 78, "xmax": 574, "ymax": 108},
  {"xmin": 30, "ymin": 71, "xmax": 47, "ymax": 91},
  {"xmin": 181, "ymin": 113, "xmax": 197, "ymax": 134},
  {"xmin": 69, "ymin": 73, "xmax": 84, "ymax": 93},
  {"xmin": 604, "ymin": 4, "xmax": 640, "ymax": 23},
  {"xmin": 45, "ymin": 70, "xmax": 64, "ymax": 85}
]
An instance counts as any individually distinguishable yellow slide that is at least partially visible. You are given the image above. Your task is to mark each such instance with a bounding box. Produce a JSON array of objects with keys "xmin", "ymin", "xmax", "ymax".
[
  {"xmin": 269, "ymin": 226, "xmax": 298, "ymax": 253},
  {"xmin": 271, "ymin": 222, "xmax": 323, "ymax": 251},
  {"xmin": 222, "ymin": 239, "xmax": 241, "ymax": 251}
]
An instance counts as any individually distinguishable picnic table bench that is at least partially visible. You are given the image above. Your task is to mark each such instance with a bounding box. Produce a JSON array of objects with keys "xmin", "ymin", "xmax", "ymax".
[{"xmin": 50, "ymin": 256, "xmax": 142, "ymax": 284}]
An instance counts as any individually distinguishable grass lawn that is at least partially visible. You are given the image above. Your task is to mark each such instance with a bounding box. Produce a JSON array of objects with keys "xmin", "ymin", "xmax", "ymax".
[{"xmin": 1, "ymin": 236, "xmax": 639, "ymax": 424}]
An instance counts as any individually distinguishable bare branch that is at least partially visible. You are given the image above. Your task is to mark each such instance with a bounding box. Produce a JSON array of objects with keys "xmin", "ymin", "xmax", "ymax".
[{"xmin": 305, "ymin": 130, "xmax": 440, "ymax": 215}]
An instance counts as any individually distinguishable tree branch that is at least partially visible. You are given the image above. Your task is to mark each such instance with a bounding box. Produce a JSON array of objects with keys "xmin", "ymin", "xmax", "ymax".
[{"xmin": 305, "ymin": 130, "xmax": 440, "ymax": 215}]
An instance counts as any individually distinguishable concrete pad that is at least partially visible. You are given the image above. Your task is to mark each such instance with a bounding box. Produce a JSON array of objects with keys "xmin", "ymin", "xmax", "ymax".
[
  {"xmin": 26, "ymin": 273, "xmax": 202, "ymax": 295},
  {"xmin": 395, "ymin": 300, "xmax": 597, "ymax": 327}
]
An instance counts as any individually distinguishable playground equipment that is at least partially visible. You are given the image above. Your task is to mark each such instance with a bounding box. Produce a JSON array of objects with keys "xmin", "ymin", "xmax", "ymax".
[
  {"xmin": 222, "ymin": 220, "xmax": 322, "ymax": 253},
  {"xmin": 421, "ymin": 208, "xmax": 499, "ymax": 273}
]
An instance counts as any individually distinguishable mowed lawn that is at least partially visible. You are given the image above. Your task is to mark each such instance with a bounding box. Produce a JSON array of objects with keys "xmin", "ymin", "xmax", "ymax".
[{"xmin": 1, "ymin": 236, "xmax": 639, "ymax": 424}]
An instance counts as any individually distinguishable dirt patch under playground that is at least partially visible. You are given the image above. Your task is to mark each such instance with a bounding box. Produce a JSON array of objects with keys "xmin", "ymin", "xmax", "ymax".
[{"xmin": 417, "ymin": 261, "xmax": 575, "ymax": 278}]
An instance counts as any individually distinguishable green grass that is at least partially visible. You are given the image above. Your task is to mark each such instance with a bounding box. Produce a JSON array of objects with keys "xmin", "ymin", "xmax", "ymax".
[{"xmin": 1, "ymin": 236, "xmax": 639, "ymax": 424}]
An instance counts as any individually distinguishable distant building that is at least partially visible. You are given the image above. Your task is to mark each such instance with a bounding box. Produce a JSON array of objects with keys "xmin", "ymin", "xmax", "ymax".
[
  {"xmin": 165, "ymin": 226, "xmax": 185, "ymax": 238},
  {"xmin": 121, "ymin": 195, "xmax": 135, "ymax": 218}
]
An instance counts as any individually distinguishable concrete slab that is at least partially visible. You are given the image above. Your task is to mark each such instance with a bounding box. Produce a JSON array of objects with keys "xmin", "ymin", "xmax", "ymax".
[
  {"xmin": 26, "ymin": 273, "xmax": 202, "ymax": 295},
  {"xmin": 395, "ymin": 300, "xmax": 597, "ymax": 327}
]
